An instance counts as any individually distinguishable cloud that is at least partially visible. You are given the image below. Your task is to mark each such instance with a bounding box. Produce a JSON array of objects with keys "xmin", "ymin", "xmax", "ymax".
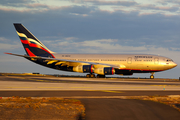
[
  {"xmin": 0, "ymin": 37, "xmax": 21, "ymax": 50},
  {"xmin": 1, "ymin": 0, "xmax": 180, "ymax": 17},
  {"xmin": 26, "ymin": 3, "xmax": 49, "ymax": 8},
  {"xmin": 45, "ymin": 39, "xmax": 163, "ymax": 53},
  {"xmin": 65, "ymin": 37, "xmax": 78, "ymax": 41},
  {"xmin": 78, "ymin": 39, "xmax": 148, "ymax": 53},
  {"xmin": 0, "ymin": 0, "xmax": 34, "ymax": 4},
  {"xmin": 0, "ymin": 7, "xmax": 34, "ymax": 13},
  {"xmin": 0, "ymin": 37, "xmax": 9, "ymax": 42},
  {"xmin": 158, "ymin": 0, "xmax": 180, "ymax": 5},
  {"xmin": 0, "ymin": 0, "xmax": 35, "ymax": 7},
  {"xmin": 1, "ymin": 4, "xmax": 180, "ymax": 44},
  {"xmin": 137, "ymin": 4, "xmax": 179, "ymax": 12},
  {"xmin": 0, "ymin": 43, "xmax": 20, "ymax": 50},
  {"xmin": 70, "ymin": 0, "xmax": 137, "ymax": 6},
  {"xmin": 83, "ymin": 0, "xmax": 138, "ymax": 6},
  {"xmin": 0, "ymin": 1, "xmax": 180, "ymax": 53}
]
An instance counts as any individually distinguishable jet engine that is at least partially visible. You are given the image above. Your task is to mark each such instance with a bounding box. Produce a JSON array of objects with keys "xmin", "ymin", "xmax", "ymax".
[
  {"xmin": 94, "ymin": 67, "xmax": 115, "ymax": 75},
  {"xmin": 73, "ymin": 65, "xmax": 93, "ymax": 73}
]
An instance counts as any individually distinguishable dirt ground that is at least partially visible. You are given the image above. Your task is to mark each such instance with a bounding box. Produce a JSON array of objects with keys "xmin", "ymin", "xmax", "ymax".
[
  {"xmin": 0, "ymin": 97, "xmax": 85, "ymax": 120},
  {"xmin": 0, "ymin": 95, "xmax": 180, "ymax": 120}
]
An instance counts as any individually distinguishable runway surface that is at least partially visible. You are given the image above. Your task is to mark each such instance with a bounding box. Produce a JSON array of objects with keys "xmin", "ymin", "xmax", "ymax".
[
  {"xmin": 0, "ymin": 76, "xmax": 180, "ymax": 91},
  {"xmin": 1, "ymin": 75, "xmax": 180, "ymax": 120},
  {"xmin": 80, "ymin": 99, "xmax": 180, "ymax": 120}
]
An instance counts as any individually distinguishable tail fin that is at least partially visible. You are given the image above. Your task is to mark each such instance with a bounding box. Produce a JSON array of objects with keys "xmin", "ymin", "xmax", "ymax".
[{"xmin": 13, "ymin": 23, "xmax": 55, "ymax": 58}]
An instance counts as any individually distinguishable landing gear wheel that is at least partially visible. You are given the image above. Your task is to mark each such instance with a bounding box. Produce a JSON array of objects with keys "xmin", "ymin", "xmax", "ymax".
[
  {"xmin": 150, "ymin": 75, "xmax": 154, "ymax": 79},
  {"xmin": 86, "ymin": 74, "xmax": 95, "ymax": 78},
  {"xmin": 86, "ymin": 74, "xmax": 90, "ymax": 78},
  {"xmin": 90, "ymin": 74, "xmax": 95, "ymax": 78},
  {"xmin": 97, "ymin": 75, "xmax": 105, "ymax": 78},
  {"xmin": 150, "ymin": 72, "xmax": 155, "ymax": 79}
]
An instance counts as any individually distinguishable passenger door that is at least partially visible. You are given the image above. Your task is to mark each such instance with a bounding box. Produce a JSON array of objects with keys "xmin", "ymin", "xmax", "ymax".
[
  {"xmin": 127, "ymin": 57, "xmax": 132, "ymax": 64},
  {"xmin": 154, "ymin": 58, "xmax": 159, "ymax": 64}
]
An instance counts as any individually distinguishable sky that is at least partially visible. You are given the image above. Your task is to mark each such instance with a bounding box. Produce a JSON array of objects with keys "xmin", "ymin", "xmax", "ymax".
[{"xmin": 0, "ymin": 0, "xmax": 180, "ymax": 78}]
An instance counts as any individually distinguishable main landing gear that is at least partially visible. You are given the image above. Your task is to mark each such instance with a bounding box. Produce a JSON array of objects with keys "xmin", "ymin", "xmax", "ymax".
[
  {"xmin": 86, "ymin": 74, "xmax": 106, "ymax": 78},
  {"xmin": 86, "ymin": 74, "xmax": 96, "ymax": 78},
  {"xmin": 97, "ymin": 75, "xmax": 105, "ymax": 78},
  {"xmin": 150, "ymin": 72, "xmax": 155, "ymax": 79}
]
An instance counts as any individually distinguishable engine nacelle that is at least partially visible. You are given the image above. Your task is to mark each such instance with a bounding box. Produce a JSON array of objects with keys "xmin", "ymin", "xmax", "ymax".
[
  {"xmin": 94, "ymin": 67, "xmax": 115, "ymax": 75},
  {"xmin": 73, "ymin": 65, "xmax": 93, "ymax": 73}
]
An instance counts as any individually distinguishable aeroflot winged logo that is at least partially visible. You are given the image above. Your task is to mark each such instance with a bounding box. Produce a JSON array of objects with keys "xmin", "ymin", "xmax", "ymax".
[{"xmin": 14, "ymin": 23, "xmax": 55, "ymax": 58}]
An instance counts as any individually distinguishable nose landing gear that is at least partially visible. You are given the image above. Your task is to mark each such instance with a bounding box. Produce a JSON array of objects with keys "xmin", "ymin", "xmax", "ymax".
[{"xmin": 150, "ymin": 72, "xmax": 155, "ymax": 79}]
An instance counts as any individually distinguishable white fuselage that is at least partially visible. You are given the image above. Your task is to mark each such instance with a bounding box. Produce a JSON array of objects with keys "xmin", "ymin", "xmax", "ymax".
[{"xmin": 53, "ymin": 53, "xmax": 177, "ymax": 73}]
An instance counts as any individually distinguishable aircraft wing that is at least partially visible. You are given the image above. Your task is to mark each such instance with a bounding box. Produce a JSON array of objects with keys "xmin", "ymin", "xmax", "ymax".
[{"xmin": 5, "ymin": 53, "xmax": 126, "ymax": 69}]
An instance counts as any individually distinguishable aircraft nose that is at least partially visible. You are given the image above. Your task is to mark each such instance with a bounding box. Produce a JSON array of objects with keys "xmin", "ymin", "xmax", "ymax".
[{"xmin": 171, "ymin": 62, "xmax": 177, "ymax": 68}]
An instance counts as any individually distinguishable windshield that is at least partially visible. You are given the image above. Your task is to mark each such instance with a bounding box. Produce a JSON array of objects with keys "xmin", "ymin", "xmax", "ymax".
[{"xmin": 166, "ymin": 59, "xmax": 173, "ymax": 62}]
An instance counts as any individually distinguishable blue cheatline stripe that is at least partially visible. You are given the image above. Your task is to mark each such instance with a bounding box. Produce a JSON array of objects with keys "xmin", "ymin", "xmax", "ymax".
[
  {"xmin": 30, "ymin": 41, "xmax": 36, "ymax": 44},
  {"xmin": 19, "ymin": 37, "xmax": 27, "ymax": 40}
]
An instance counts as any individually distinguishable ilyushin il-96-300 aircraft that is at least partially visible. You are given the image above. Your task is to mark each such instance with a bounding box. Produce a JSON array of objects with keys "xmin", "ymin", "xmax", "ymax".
[{"xmin": 5, "ymin": 23, "xmax": 177, "ymax": 79}]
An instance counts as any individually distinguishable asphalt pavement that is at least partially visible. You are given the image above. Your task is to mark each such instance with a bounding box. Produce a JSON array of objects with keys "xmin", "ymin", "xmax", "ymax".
[{"xmin": 1, "ymin": 75, "xmax": 180, "ymax": 120}]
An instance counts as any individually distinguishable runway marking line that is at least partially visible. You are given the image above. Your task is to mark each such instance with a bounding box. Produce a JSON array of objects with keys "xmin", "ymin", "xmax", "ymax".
[
  {"xmin": 5, "ymin": 76, "xmax": 26, "ymax": 79},
  {"xmin": 100, "ymin": 87, "xmax": 123, "ymax": 88},
  {"xmin": 85, "ymin": 90, "xmax": 124, "ymax": 93},
  {"xmin": 151, "ymin": 85, "xmax": 180, "ymax": 87},
  {"xmin": 5, "ymin": 87, "xmax": 32, "ymax": 88},
  {"xmin": 129, "ymin": 87, "xmax": 149, "ymax": 88},
  {"xmin": 36, "ymin": 80, "xmax": 45, "ymax": 82},
  {"xmin": 29, "ymin": 79, "xmax": 36, "ymax": 81},
  {"xmin": 71, "ymin": 87, "xmax": 92, "ymax": 88},
  {"xmin": 38, "ymin": 87, "xmax": 63, "ymax": 88},
  {"xmin": 101, "ymin": 90, "xmax": 124, "ymax": 93},
  {"xmin": 28, "ymin": 79, "xmax": 50, "ymax": 82},
  {"xmin": 58, "ymin": 96, "xmax": 125, "ymax": 99}
]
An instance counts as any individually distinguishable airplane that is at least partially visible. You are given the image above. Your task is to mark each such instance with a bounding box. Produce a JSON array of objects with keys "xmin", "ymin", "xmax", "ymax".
[{"xmin": 5, "ymin": 23, "xmax": 177, "ymax": 79}]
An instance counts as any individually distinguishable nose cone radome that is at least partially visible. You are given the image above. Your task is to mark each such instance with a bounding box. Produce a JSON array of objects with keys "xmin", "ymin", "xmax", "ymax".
[{"xmin": 171, "ymin": 62, "xmax": 177, "ymax": 68}]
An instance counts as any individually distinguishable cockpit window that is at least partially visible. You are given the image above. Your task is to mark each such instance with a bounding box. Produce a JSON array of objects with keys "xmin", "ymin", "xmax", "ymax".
[{"xmin": 166, "ymin": 59, "xmax": 173, "ymax": 62}]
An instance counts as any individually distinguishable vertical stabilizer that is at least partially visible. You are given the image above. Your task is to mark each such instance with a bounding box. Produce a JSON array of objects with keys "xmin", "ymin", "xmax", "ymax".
[{"xmin": 13, "ymin": 23, "xmax": 55, "ymax": 58}]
